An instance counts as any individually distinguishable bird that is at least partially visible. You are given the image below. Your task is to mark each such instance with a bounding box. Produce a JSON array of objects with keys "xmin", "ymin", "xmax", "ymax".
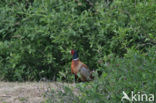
[{"xmin": 70, "ymin": 50, "xmax": 93, "ymax": 82}]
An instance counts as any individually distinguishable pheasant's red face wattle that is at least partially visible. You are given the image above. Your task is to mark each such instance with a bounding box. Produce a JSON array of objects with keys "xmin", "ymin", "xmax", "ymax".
[{"xmin": 71, "ymin": 50, "xmax": 75, "ymax": 55}]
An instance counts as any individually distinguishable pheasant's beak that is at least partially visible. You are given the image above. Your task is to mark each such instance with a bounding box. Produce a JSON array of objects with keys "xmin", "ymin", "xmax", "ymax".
[{"xmin": 68, "ymin": 50, "xmax": 71, "ymax": 54}]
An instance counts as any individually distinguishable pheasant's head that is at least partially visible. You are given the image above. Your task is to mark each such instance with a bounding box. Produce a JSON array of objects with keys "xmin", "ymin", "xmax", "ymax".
[
  {"xmin": 71, "ymin": 49, "xmax": 75, "ymax": 55},
  {"xmin": 71, "ymin": 50, "xmax": 78, "ymax": 60}
]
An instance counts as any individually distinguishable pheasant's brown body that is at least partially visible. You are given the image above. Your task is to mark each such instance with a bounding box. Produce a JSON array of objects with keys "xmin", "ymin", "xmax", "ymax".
[{"xmin": 71, "ymin": 59, "xmax": 88, "ymax": 74}]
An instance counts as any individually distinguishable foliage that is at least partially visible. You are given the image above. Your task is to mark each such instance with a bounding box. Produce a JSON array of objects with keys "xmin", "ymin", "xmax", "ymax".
[
  {"xmin": 46, "ymin": 47, "xmax": 156, "ymax": 103},
  {"xmin": 0, "ymin": 0, "xmax": 156, "ymax": 81}
]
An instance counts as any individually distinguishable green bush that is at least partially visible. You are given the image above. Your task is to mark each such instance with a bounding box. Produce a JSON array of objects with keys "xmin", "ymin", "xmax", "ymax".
[
  {"xmin": 46, "ymin": 47, "xmax": 156, "ymax": 103},
  {"xmin": 0, "ymin": 0, "xmax": 156, "ymax": 81}
]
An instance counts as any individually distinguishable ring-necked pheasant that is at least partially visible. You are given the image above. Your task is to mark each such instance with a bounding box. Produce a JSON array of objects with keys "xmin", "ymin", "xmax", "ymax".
[{"xmin": 70, "ymin": 50, "xmax": 93, "ymax": 82}]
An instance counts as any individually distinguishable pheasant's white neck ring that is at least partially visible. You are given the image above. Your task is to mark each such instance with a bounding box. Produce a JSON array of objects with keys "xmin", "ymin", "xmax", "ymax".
[{"xmin": 73, "ymin": 58, "xmax": 79, "ymax": 61}]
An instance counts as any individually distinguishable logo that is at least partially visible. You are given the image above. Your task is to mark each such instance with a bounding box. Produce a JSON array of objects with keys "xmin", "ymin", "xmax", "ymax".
[{"xmin": 121, "ymin": 91, "xmax": 154, "ymax": 102}]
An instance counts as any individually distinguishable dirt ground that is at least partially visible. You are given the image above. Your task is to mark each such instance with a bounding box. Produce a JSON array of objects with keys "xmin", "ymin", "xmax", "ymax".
[{"xmin": 0, "ymin": 82, "xmax": 75, "ymax": 103}]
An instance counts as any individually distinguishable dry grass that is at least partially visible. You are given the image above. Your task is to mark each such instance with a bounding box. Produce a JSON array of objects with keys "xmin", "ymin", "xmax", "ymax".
[{"xmin": 0, "ymin": 82, "xmax": 76, "ymax": 103}]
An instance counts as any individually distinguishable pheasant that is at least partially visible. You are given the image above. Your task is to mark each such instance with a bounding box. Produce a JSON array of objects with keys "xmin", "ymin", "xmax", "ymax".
[{"xmin": 70, "ymin": 50, "xmax": 93, "ymax": 82}]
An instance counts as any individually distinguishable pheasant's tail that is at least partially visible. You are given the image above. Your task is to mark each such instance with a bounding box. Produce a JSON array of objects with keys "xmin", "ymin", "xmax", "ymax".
[
  {"xmin": 90, "ymin": 70, "xmax": 95, "ymax": 80},
  {"xmin": 80, "ymin": 67, "xmax": 94, "ymax": 81}
]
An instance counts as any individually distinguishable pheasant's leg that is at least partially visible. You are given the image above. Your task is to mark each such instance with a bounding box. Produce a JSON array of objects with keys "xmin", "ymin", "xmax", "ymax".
[
  {"xmin": 74, "ymin": 75, "xmax": 81, "ymax": 82},
  {"xmin": 74, "ymin": 75, "xmax": 78, "ymax": 82}
]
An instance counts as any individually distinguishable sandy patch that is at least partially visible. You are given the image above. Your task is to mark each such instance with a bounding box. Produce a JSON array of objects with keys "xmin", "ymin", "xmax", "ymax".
[{"xmin": 0, "ymin": 82, "xmax": 75, "ymax": 103}]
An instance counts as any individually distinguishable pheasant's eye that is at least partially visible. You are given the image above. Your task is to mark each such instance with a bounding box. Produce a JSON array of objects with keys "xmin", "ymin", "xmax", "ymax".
[{"xmin": 71, "ymin": 50, "xmax": 75, "ymax": 55}]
